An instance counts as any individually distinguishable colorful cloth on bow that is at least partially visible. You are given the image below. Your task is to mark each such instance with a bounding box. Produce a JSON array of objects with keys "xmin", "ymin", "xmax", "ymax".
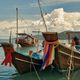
[
  {"xmin": 41, "ymin": 41, "xmax": 55, "ymax": 70},
  {"xmin": 1, "ymin": 47, "xmax": 14, "ymax": 66}
]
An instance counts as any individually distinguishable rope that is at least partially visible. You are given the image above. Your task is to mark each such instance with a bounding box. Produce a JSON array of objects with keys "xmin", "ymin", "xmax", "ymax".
[
  {"xmin": 30, "ymin": 55, "xmax": 41, "ymax": 80},
  {"xmin": 53, "ymin": 42, "xmax": 60, "ymax": 49},
  {"xmin": 43, "ymin": 40, "xmax": 60, "ymax": 49},
  {"xmin": 44, "ymin": 40, "xmax": 59, "ymax": 45},
  {"xmin": 67, "ymin": 46, "xmax": 74, "ymax": 80}
]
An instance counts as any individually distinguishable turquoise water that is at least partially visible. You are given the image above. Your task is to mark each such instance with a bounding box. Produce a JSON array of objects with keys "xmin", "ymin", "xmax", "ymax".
[{"xmin": 0, "ymin": 40, "xmax": 80, "ymax": 80}]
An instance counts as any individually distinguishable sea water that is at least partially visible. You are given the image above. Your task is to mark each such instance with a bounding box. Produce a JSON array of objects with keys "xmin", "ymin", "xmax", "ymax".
[{"xmin": 0, "ymin": 39, "xmax": 80, "ymax": 80}]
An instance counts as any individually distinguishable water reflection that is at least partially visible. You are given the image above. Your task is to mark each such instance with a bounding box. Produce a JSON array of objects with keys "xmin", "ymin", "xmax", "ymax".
[
  {"xmin": 13, "ymin": 69, "xmax": 80, "ymax": 80},
  {"xmin": 13, "ymin": 69, "xmax": 66, "ymax": 80},
  {"xmin": 0, "ymin": 40, "xmax": 80, "ymax": 80}
]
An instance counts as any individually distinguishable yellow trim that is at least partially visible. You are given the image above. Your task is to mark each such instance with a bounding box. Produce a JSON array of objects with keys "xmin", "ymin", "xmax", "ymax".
[{"xmin": 15, "ymin": 57, "xmax": 40, "ymax": 65}]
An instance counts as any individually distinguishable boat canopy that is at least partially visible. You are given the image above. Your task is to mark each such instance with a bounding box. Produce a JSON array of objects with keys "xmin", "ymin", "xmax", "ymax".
[
  {"xmin": 16, "ymin": 33, "xmax": 34, "ymax": 39},
  {"xmin": 66, "ymin": 31, "xmax": 80, "ymax": 44}
]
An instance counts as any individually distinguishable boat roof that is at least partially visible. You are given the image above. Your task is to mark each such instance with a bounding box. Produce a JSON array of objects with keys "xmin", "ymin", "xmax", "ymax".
[
  {"xmin": 0, "ymin": 42, "xmax": 13, "ymax": 47},
  {"xmin": 17, "ymin": 33, "xmax": 27, "ymax": 35},
  {"xmin": 16, "ymin": 33, "xmax": 35, "ymax": 39},
  {"xmin": 66, "ymin": 31, "xmax": 80, "ymax": 34}
]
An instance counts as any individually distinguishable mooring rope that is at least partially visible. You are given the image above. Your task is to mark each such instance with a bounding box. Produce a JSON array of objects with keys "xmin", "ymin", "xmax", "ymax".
[
  {"xmin": 29, "ymin": 41, "xmax": 59, "ymax": 80},
  {"xmin": 67, "ymin": 46, "xmax": 74, "ymax": 80},
  {"xmin": 30, "ymin": 55, "xmax": 41, "ymax": 80}
]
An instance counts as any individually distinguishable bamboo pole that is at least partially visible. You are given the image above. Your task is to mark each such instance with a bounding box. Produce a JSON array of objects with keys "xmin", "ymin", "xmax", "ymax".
[
  {"xmin": 16, "ymin": 8, "xmax": 19, "ymax": 48},
  {"xmin": 9, "ymin": 30, "xmax": 12, "ymax": 44},
  {"xmin": 38, "ymin": 0, "xmax": 47, "ymax": 32}
]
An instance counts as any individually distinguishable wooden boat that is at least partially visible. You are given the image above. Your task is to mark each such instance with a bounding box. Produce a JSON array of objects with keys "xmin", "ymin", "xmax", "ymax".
[
  {"xmin": 42, "ymin": 32, "xmax": 80, "ymax": 72},
  {"xmin": 55, "ymin": 44, "xmax": 80, "ymax": 71},
  {"xmin": 1, "ymin": 43, "xmax": 42, "ymax": 74},
  {"xmin": 16, "ymin": 33, "xmax": 38, "ymax": 47}
]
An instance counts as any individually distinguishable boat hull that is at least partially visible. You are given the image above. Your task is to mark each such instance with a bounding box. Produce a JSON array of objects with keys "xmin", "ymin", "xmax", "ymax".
[
  {"xmin": 54, "ymin": 44, "xmax": 80, "ymax": 71},
  {"xmin": 1, "ymin": 42, "xmax": 52, "ymax": 74},
  {"xmin": 12, "ymin": 52, "xmax": 42, "ymax": 74}
]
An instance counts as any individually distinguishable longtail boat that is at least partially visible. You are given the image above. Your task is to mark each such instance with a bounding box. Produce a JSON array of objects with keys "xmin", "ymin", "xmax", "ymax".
[
  {"xmin": 16, "ymin": 33, "xmax": 38, "ymax": 47},
  {"xmin": 42, "ymin": 32, "xmax": 80, "ymax": 72},
  {"xmin": 1, "ymin": 43, "xmax": 42, "ymax": 74}
]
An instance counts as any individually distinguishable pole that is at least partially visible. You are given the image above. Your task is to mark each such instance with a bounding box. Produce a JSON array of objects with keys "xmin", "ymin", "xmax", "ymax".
[
  {"xmin": 68, "ymin": 34, "xmax": 70, "ymax": 44},
  {"xmin": 37, "ymin": 31, "xmax": 40, "ymax": 51},
  {"xmin": 38, "ymin": 0, "xmax": 47, "ymax": 32},
  {"xmin": 9, "ymin": 30, "xmax": 12, "ymax": 44},
  {"xmin": 16, "ymin": 8, "xmax": 18, "ymax": 48}
]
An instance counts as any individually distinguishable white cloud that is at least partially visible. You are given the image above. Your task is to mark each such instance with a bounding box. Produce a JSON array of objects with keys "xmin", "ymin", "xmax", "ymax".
[
  {"xmin": 1, "ymin": 8, "xmax": 80, "ymax": 38},
  {"xmin": 0, "ymin": 19, "xmax": 34, "ymax": 38}
]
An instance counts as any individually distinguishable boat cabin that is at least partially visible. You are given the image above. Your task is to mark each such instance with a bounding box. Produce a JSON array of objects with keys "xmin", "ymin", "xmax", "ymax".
[
  {"xmin": 16, "ymin": 33, "xmax": 38, "ymax": 47},
  {"xmin": 66, "ymin": 31, "xmax": 80, "ymax": 45}
]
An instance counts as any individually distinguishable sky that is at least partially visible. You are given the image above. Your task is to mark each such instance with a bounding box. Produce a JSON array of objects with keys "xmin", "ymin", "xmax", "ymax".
[
  {"xmin": 0, "ymin": 0, "xmax": 80, "ymax": 21},
  {"xmin": 0, "ymin": 0, "xmax": 80, "ymax": 38}
]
